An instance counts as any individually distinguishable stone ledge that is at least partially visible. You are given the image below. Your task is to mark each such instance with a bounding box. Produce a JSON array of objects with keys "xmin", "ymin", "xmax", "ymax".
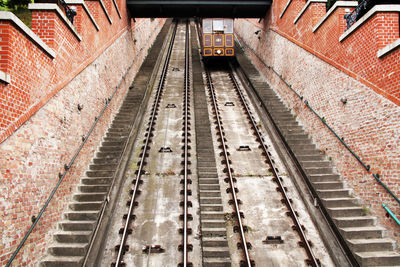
[
  {"xmin": 0, "ymin": 11, "xmax": 56, "ymax": 58},
  {"xmin": 378, "ymin": 38, "xmax": 400, "ymax": 58},
  {"xmin": 28, "ymin": 3, "xmax": 82, "ymax": 41},
  {"xmin": 65, "ymin": 0, "xmax": 100, "ymax": 31},
  {"xmin": 99, "ymin": 0, "xmax": 113, "ymax": 24},
  {"xmin": 112, "ymin": 0, "xmax": 122, "ymax": 19},
  {"xmin": 312, "ymin": 1, "xmax": 358, "ymax": 33},
  {"xmin": 340, "ymin": 5, "xmax": 400, "ymax": 42},
  {"xmin": 280, "ymin": 0, "xmax": 293, "ymax": 18},
  {"xmin": 0, "ymin": 70, "xmax": 10, "ymax": 84},
  {"xmin": 294, "ymin": 0, "xmax": 327, "ymax": 24}
]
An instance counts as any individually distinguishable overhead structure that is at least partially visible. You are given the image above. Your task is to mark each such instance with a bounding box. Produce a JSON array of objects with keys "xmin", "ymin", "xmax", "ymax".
[{"xmin": 127, "ymin": 0, "xmax": 272, "ymax": 18}]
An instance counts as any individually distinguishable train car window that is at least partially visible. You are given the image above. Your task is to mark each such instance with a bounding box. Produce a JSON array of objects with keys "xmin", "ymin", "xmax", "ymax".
[
  {"xmin": 224, "ymin": 19, "xmax": 233, "ymax": 33},
  {"xmin": 203, "ymin": 19, "xmax": 212, "ymax": 33},
  {"xmin": 213, "ymin": 19, "xmax": 224, "ymax": 32}
]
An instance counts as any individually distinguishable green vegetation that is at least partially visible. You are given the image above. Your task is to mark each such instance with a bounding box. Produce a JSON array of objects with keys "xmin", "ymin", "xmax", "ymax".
[
  {"xmin": 0, "ymin": 0, "xmax": 33, "ymax": 28},
  {"xmin": 362, "ymin": 205, "xmax": 371, "ymax": 216}
]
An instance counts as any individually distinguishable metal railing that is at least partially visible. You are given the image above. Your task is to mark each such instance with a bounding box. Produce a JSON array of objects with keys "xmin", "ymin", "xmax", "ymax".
[
  {"xmin": 344, "ymin": 0, "xmax": 369, "ymax": 29},
  {"xmin": 59, "ymin": 0, "xmax": 77, "ymax": 23}
]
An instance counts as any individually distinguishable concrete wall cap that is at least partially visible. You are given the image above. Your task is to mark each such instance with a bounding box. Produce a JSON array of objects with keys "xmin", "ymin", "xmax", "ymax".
[
  {"xmin": 294, "ymin": 0, "xmax": 327, "ymax": 24},
  {"xmin": 65, "ymin": 0, "xmax": 100, "ymax": 31},
  {"xmin": 340, "ymin": 4, "xmax": 400, "ymax": 42},
  {"xmin": 99, "ymin": 0, "xmax": 113, "ymax": 24},
  {"xmin": 0, "ymin": 11, "xmax": 56, "ymax": 58},
  {"xmin": 280, "ymin": 0, "xmax": 293, "ymax": 18},
  {"xmin": 378, "ymin": 38, "xmax": 400, "ymax": 58},
  {"xmin": 28, "ymin": 3, "xmax": 82, "ymax": 41},
  {"xmin": 0, "ymin": 70, "xmax": 11, "ymax": 84},
  {"xmin": 312, "ymin": 1, "xmax": 358, "ymax": 33},
  {"xmin": 112, "ymin": 0, "xmax": 122, "ymax": 19}
]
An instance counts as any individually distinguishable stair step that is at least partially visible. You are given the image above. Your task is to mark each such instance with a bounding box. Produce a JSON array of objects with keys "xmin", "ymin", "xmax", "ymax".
[
  {"xmin": 202, "ymin": 227, "xmax": 227, "ymax": 237},
  {"xmin": 200, "ymin": 190, "xmax": 221, "ymax": 197},
  {"xmin": 99, "ymin": 146, "xmax": 124, "ymax": 152},
  {"xmin": 201, "ymin": 211, "xmax": 225, "ymax": 220},
  {"xmin": 69, "ymin": 201, "xmax": 102, "ymax": 211},
  {"xmin": 202, "ymin": 236, "xmax": 229, "ymax": 247},
  {"xmin": 355, "ymin": 251, "xmax": 400, "ymax": 266},
  {"xmin": 54, "ymin": 231, "xmax": 91, "ymax": 243},
  {"xmin": 203, "ymin": 247, "xmax": 230, "ymax": 257},
  {"xmin": 81, "ymin": 177, "xmax": 113, "ymax": 185},
  {"xmin": 313, "ymin": 181, "xmax": 343, "ymax": 190},
  {"xmin": 73, "ymin": 193, "xmax": 106, "ymax": 202},
  {"xmin": 64, "ymin": 211, "xmax": 99, "ymax": 221},
  {"xmin": 86, "ymin": 170, "xmax": 114, "ymax": 177},
  {"xmin": 200, "ymin": 197, "xmax": 222, "ymax": 204},
  {"xmin": 201, "ymin": 219, "xmax": 226, "ymax": 228},
  {"xmin": 348, "ymin": 238, "xmax": 396, "ymax": 252},
  {"xmin": 200, "ymin": 204, "xmax": 223, "ymax": 212},
  {"xmin": 322, "ymin": 197, "xmax": 359, "ymax": 208},
  {"xmin": 200, "ymin": 184, "xmax": 220, "ymax": 190},
  {"xmin": 48, "ymin": 243, "xmax": 88, "ymax": 257},
  {"xmin": 340, "ymin": 226, "xmax": 386, "ymax": 239},
  {"xmin": 40, "ymin": 256, "xmax": 83, "ymax": 267},
  {"xmin": 93, "ymin": 157, "xmax": 120, "ymax": 164},
  {"xmin": 79, "ymin": 185, "xmax": 109, "ymax": 193},
  {"xmin": 203, "ymin": 257, "xmax": 231, "ymax": 267},
  {"xmin": 317, "ymin": 189, "xmax": 350, "ymax": 198},
  {"xmin": 199, "ymin": 178, "xmax": 219, "ymax": 185},
  {"xmin": 309, "ymin": 174, "xmax": 341, "ymax": 183},
  {"xmin": 101, "ymin": 141, "xmax": 125, "ymax": 147},
  {"xmin": 333, "ymin": 216, "xmax": 376, "ymax": 228},
  {"xmin": 304, "ymin": 167, "xmax": 333, "ymax": 175},
  {"xmin": 96, "ymin": 151, "xmax": 122, "ymax": 158},
  {"xmin": 89, "ymin": 164, "xmax": 117, "ymax": 171},
  {"xmin": 300, "ymin": 161, "xmax": 331, "ymax": 168},
  {"xmin": 293, "ymin": 149, "xmax": 322, "ymax": 156},
  {"xmin": 59, "ymin": 220, "xmax": 96, "ymax": 231},
  {"xmin": 328, "ymin": 206, "xmax": 365, "ymax": 217}
]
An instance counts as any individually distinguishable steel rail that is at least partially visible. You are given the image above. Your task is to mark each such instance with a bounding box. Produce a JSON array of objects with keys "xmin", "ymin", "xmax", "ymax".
[
  {"xmin": 204, "ymin": 67, "xmax": 252, "ymax": 267},
  {"xmin": 228, "ymin": 64, "xmax": 319, "ymax": 267},
  {"xmin": 182, "ymin": 20, "xmax": 190, "ymax": 267},
  {"xmin": 113, "ymin": 21, "xmax": 178, "ymax": 267}
]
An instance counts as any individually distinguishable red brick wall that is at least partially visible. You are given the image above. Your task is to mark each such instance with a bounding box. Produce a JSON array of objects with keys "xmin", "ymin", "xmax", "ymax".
[
  {"xmin": 0, "ymin": 2, "xmax": 166, "ymax": 265},
  {"xmin": 235, "ymin": 1, "xmax": 400, "ymax": 243}
]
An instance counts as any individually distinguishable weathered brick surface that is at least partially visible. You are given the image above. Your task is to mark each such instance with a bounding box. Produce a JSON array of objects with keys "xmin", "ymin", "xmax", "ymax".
[
  {"xmin": 0, "ymin": 1, "xmax": 165, "ymax": 265},
  {"xmin": 235, "ymin": 0, "xmax": 400, "ymax": 244}
]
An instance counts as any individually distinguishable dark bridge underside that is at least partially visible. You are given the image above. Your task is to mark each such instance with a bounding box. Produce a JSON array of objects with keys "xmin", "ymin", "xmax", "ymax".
[{"xmin": 127, "ymin": 1, "xmax": 272, "ymax": 18}]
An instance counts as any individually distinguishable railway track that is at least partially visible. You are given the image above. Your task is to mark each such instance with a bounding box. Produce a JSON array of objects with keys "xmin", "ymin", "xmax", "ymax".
[
  {"xmin": 202, "ymin": 60, "xmax": 325, "ymax": 266},
  {"xmin": 94, "ymin": 20, "xmax": 332, "ymax": 266},
  {"xmin": 112, "ymin": 21, "xmax": 181, "ymax": 266}
]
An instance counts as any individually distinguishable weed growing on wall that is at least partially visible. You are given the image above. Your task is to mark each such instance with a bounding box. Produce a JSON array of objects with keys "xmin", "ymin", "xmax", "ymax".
[{"xmin": 0, "ymin": 0, "xmax": 33, "ymax": 27}]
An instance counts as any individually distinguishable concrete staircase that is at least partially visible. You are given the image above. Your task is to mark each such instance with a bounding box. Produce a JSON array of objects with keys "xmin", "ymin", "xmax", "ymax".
[
  {"xmin": 39, "ymin": 22, "xmax": 171, "ymax": 267},
  {"xmin": 235, "ymin": 50, "xmax": 400, "ymax": 266},
  {"xmin": 40, "ymin": 93, "xmax": 141, "ymax": 267},
  {"xmin": 191, "ymin": 24, "xmax": 231, "ymax": 267}
]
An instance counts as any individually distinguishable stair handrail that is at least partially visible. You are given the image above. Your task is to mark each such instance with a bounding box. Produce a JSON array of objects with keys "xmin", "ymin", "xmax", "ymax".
[{"xmin": 234, "ymin": 33, "xmax": 400, "ymax": 209}]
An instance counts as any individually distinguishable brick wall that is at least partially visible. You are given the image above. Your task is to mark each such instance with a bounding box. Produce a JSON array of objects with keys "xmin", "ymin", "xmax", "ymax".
[
  {"xmin": 0, "ymin": 1, "xmax": 165, "ymax": 265},
  {"xmin": 235, "ymin": 1, "xmax": 400, "ymax": 243}
]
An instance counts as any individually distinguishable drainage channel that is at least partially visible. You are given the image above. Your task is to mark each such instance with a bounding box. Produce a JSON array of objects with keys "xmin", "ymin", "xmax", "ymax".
[
  {"xmin": 202, "ymin": 61, "xmax": 335, "ymax": 266},
  {"xmin": 95, "ymin": 20, "xmax": 201, "ymax": 267}
]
